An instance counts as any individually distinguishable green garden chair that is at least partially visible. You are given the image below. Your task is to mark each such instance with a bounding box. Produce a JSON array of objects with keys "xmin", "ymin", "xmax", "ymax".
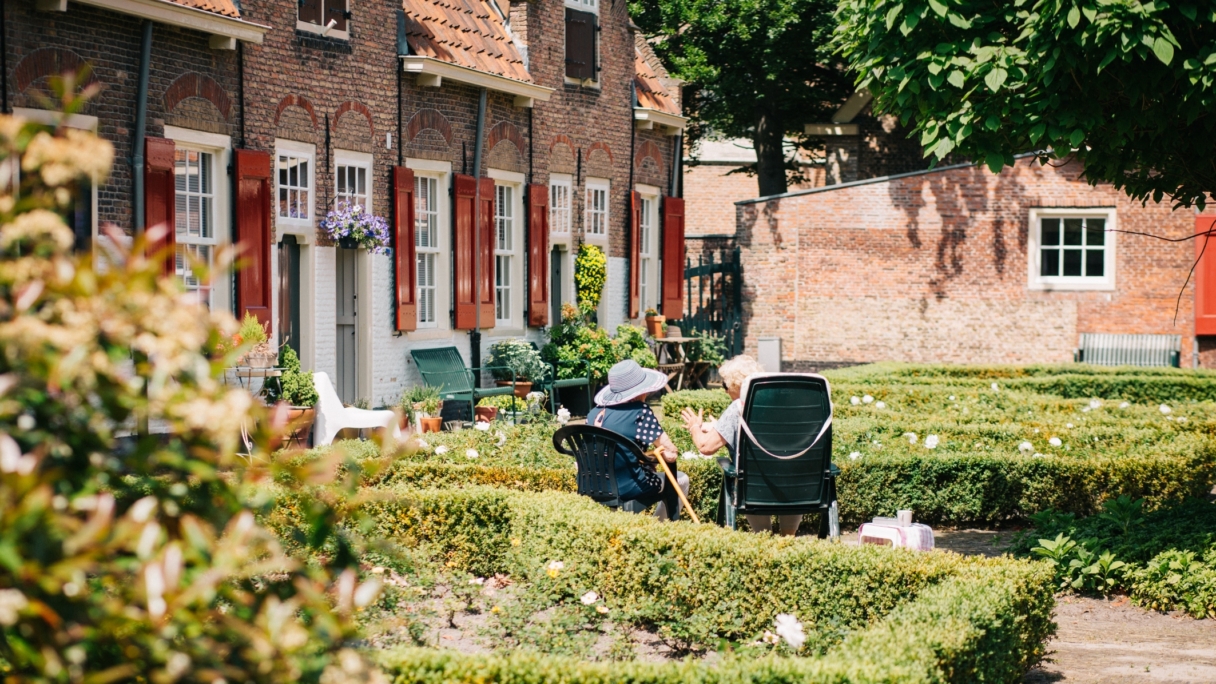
[
  {"xmin": 409, "ymin": 347, "xmax": 517, "ymax": 422},
  {"xmin": 529, "ymin": 342, "xmax": 592, "ymax": 416},
  {"xmin": 716, "ymin": 373, "xmax": 840, "ymax": 538}
]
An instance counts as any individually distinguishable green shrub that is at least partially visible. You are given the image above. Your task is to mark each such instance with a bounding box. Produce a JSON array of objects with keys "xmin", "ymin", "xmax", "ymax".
[
  {"xmin": 661, "ymin": 389, "xmax": 732, "ymax": 418},
  {"xmin": 329, "ymin": 487, "xmax": 1054, "ymax": 682},
  {"xmin": 487, "ymin": 338, "xmax": 549, "ymax": 383},
  {"xmin": 575, "ymin": 244, "xmax": 607, "ymax": 307},
  {"xmin": 266, "ymin": 344, "xmax": 319, "ymax": 406}
]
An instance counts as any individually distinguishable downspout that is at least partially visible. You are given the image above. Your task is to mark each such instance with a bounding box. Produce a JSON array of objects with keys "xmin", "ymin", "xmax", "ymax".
[
  {"xmin": 668, "ymin": 131, "xmax": 680, "ymax": 198},
  {"xmin": 132, "ymin": 20, "xmax": 153, "ymax": 237},
  {"xmin": 627, "ymin": 83, "xmax": 636, "ymax": 318},
  {"xmin": 1, "ymin": 2, "xmax": 8, "ymax": 113},
  {"xmin": 470, "ymin": 87, "xmax": 487, "ymax": 386}
]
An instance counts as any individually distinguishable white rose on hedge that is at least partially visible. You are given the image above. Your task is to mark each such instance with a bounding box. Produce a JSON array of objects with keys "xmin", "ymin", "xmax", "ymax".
[
  {"xmin": 1159, "ymin": 404, "xmax": 1172, "ymax": 415},
  {"xmin": 435, "ymin": 445, "xmax": 448, "ymax": 454},
  {"xmin": 875, "ymin": 401, "xmax": 887, "ymax": 409},
  {"xmin": 580, "ymin": 591, "xmax": 599, "ymax": 605},
  {"xmin": 862, "ymin": 395, "xmax": 874, "ymax": 404},
  {"xmin": 466, "ymin": 449, "xmax": 479, "ymax": 459},
  {"xmin": 904, "ymin": 432, "xmax": 917, "ymax": 444},
  {"xmin": 556, "ymin": 407, "xmax": 571, "ymax": 425},
  {"xmin": 1049, "ymin": 437, "xmax": 1062, "ymax": 447},
  {"xmin": 474, "ymin": 421, "xmax": 491, "ymax": 432},
  {"xmin": 773, "ymin": 613, "xmax": 805, "ymax": 650},
  {"xmin": 1018, "ymin": 441, "xmax": 1033, "ymax": 455},
  {"xmin": 924, "ymin": 435, "xmax": 939, "ymax": 449}
]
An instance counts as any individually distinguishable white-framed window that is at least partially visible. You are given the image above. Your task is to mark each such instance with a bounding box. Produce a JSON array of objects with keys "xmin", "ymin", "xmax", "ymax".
[
  {"xmin": 638, "ymin": 190, "xmax": 659, "ymax": 311},
  {"xmin": 549, "ymin": 174, "xmax": 572, "ymax": 235},
  {"xmin": 276, "ymin": 142, "xmax": 314, "ymax": 226},
  {"xmin": 415, "ymin": 174, "xmax": 441, "ymax": 328},
  {"xmin": 334, "ymin": 150, "xmax": 371, "ymax": 211},
  {"xmin": 494, "ymin": 183, "xmax": 515, "ymax": 323},
  {"xmin": 585, "ymin": 178, "xmax": 609, "ymax": 242},
  {"xmin": 1027, "ymin": 208, "xmax": 1117, "ymax": 291},
  {"xmin": 164, "ymin": 126, "xmax": 232, "ymax": 313},
  {"xmin": 564, "ymin": 0, "xmax": 597, "ymax": 10},
  {"xmin": 13, "ymin": 108, "xmax": 99, "ymax": 256}
]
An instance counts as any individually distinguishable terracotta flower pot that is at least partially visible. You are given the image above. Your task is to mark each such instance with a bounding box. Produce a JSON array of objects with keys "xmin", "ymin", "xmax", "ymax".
[
  {"xmin": 496, "ymin": 380, "xmax": 533, "ymax": 399},
  {"xmin": 474, "ymin": 406, "xmax": 499, "ymax": 423},
  {"xmin": 284, "ymin": 406, "xmax": 315, "ymax": 447},
  {"xmin": 244, "ymin": 351, "xmax": 278, "ymax": 368},
  {"xmin": 645, "ymin": 315, "xmax": 666, "ymax": 337},
  {"xmin": 420, "ymin": 416, "xmax": 443, "ymax": 433}
]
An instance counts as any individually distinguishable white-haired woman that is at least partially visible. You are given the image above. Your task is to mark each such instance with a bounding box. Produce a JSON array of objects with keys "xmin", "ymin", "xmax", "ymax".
[{"xmin": 680, "ymin": 355, "xmax": 803, "ymax": 536}]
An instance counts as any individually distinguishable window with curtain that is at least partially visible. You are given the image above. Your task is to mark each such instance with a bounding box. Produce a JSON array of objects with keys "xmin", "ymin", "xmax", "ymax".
[
  {"xmin": 415, "ymin": 175, "xmax": 439, "ymax": 327},
  {"xmin": 495, "ymin": 183, "xmax": 515, "ymax": 323},
  {"xmin": 175, "ymin": 148, "xmax": 215, "ymax": 307}
]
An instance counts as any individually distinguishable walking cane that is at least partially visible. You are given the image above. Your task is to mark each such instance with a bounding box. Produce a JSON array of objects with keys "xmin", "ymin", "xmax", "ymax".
[{"xmin": 649, "ymin": 446, "xmax": 700, "ymax": 524}]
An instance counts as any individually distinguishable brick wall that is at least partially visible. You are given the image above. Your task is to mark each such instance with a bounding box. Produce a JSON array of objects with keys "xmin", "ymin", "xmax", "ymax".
[{"xmin": 736, "ymin": 158, "xmax": 1200, "ymax": 367}]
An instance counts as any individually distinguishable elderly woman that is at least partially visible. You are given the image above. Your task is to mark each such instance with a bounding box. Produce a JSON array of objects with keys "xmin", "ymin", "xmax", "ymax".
[
  {"xmin": 681, "ymin": 355, "xmax": 803, "ymax": 536},
  {"xmin": 586, "ymin": 359, "xmax": 691, "ymax": 521}
]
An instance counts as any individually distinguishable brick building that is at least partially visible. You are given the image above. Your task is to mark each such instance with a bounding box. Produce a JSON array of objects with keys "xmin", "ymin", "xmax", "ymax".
[
  {"xmin": 734, "ymin": 157, "xmax": 1209, "ymax": 369},
  {"xmin": 5, "ymin": 0, "xmax": 687, "ymax": 407}
]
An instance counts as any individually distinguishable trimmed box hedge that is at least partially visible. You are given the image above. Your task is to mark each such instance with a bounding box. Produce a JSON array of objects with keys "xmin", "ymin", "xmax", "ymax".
[{"xmin": 273, "ymin": 486, "xmax": 1054, "ymax": 682}]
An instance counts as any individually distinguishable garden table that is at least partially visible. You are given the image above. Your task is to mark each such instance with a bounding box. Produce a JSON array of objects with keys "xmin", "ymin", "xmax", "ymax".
[{"xmin": 650, "ymin": 336, "xmax": 697, "ymax": 392}]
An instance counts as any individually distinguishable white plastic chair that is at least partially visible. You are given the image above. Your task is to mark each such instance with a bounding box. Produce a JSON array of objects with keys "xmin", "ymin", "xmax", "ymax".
[{"xmin": 312, "ymin": 372, "xmax": 402, "ymax": 447}]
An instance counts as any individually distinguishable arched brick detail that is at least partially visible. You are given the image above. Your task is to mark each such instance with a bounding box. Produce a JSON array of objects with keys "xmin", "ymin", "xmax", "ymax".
[
  {"xmin": 164, "ymin": 72, "xmax": 231, "ymax": 121},
  {"xmin": 485, "ymin": 120, "xmax": 524, "ymax": 155},
  {"xmin": 587, "ymin": 141, "xmax": 613, "ymax": 164},
  {"xmin": 334, "ymin": 100, "xmax": 374, "ymax": 137},
  {"xmin": 274, "ymin": 95, "xmax": 319, "ymax": 129},
  {"xmin": 14, "ymin": 48, "xmax": 97, "ymax": 93},
  {"xmin": 634, "ymin": 140, "xmax": 664, "ymax": 175},
  {"xmin": 549, "ymin": 134, "xmax": 574, "ymax": 153},
  {"xmin": 405, "ymin": 108, "xmax": 452, "ymax": 144}
]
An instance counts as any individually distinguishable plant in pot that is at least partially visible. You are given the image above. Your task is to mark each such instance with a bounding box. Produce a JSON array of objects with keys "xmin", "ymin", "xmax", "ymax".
[
  {"xmin": 404, "ymin": 385, "xmax": 443, "ymax": 433},
  {"xmin": 263, "ymin": 345, "xmax": 318, "ymax": 445},
  {"xmin": 320, "ymin": 201, "xmax": 391, "ymax": 253},
  {"xmin": 487, "ymin": 338, "xmax": 548, "ymax": 398},
  {"xmin": 644, "ymin": 307, "xmax": 665, "ymax": 337},
  {"xmin": 229, "ymin": 312, "xmax": 276, "ymax": 368}
]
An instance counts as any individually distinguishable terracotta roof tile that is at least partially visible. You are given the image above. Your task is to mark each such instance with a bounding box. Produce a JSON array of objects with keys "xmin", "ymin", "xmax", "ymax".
[
  {"xmin": 166, "ymin": 0, "xmax": 240, "ymax": 19},
  {"xmin": 634, "ymin": 48, "xmax": 680, "ymax": 116},
  {"xmin": 402, "ymin": 0, "xmax": 531, "ymax": 83}
]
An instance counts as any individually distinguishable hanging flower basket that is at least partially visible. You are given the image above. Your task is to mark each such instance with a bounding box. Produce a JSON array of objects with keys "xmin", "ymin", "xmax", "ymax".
[{"xmin": 321, "ymin": 202, "xmax": 391, "ymax": 254}]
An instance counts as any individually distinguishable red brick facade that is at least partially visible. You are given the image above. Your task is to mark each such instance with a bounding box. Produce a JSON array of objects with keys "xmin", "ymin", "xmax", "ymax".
[{"xmin": 736, "ymin": 158, "xmax": 1202, "ymax": 368}]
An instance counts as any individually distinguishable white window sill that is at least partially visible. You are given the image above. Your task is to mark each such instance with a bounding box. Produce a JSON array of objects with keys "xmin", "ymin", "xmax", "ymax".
[
  {"xmin": 564, "ymin": 76, "xmax": 600, "ymax": 89},
  {"xmin": 296, "ymin": 20, "xmax": 349, "ymax": 41},
  {"xmin": 278, "ymin": 223, "xmax": 316, "ymax": 245},
  {"xmin": 1028, "ymin": 279, "xmax": 1116, "ymax": 292},
  {"xmin": 549, "ymin": 232, "xmax": 573, "ymax": 247},
  {"xmin": 407, "ymin": 327, "xmax": 453, "ymax": 341},
  {"xmin": 583, "ymin": 233, "xmax": 609, "ymax": 246}
]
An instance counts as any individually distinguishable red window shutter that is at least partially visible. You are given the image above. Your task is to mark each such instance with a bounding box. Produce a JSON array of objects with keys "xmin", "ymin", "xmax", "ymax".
[
  {"xmin": 144, "ymin": 136, "xmax": 175, "ymax": 276},
  {"xmin": 394, "ymin": 166, "xmax": 417, "ymax": 332},
  {"xmin": 661, "ymin": 196, "xmax": 685, "ymax": 320},
  {"xmin": 527, "ymin": 183, "xmax": 549, "ymax": 327},
  {"xmin": 299, "ymin": 0, "xmax": 321, "ymax": 24},
  {"xmin": 1196, "ymin": 215, "xmax": 1216, "ymax": 335},
  {"xmin": 479, "ymin": 177, "xmax": 496, "ymax": 329},
  {"xmin": 235, "ymin": 149, "xmax": 273, "ymax": 333},
  {"xmin": 324, "ymin": 0, "xmax": 348, "ymax": 32},
  {"xmin": 454, "ymin": 174, "xmax": 477, "ymax": 330},
  {"xmin": 565, "ymin": 9, "xmax": 596, "ymax": 80},
  {"xmin": 629, "ymin": 190, "xmax": 641, "ymax": 319}
]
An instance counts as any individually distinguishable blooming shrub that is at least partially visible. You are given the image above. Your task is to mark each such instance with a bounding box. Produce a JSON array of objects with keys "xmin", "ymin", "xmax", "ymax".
[
  {"xmin": 321, "ymin": 201, "xmax": 391, "ymax": 254},
  {"xmin": 574, "ymin": 244, "xmax": 607, "ymax": 308}
]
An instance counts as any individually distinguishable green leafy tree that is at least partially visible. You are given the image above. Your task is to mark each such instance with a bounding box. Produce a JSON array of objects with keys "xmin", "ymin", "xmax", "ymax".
[
  {"xmin": 631, "ymin": 0, "xmax": 851, "ymax": 196},
  {"xmin": 836, "ymin": 0, "xmax": 1216, "ymax": 207}
]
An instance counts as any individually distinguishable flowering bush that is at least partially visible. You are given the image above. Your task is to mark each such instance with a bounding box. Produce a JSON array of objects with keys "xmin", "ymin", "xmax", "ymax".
[
  {"xmin": 574, "ymin": 244, "xmax": 606, "ymax": 307},
  {"xmin": 486, "ymin": 338, "xmax": 549, "ymax": 383},
  {"xmin": 321, "ymin": 201, "xmax": 391, "ymax": 254}
]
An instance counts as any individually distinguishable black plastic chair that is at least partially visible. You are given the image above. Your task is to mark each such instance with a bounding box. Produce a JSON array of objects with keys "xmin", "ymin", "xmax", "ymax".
[
  {"xmin": 717, "ymin": 373, "xmax": 840, "ymax": 538},
  {"xmin": 552, "ymin": 424, "xmax": 647, "ymax": 513}
]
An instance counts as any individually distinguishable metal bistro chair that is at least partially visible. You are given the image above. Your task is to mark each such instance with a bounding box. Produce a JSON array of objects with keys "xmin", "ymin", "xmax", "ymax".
[
  {"xmin": 717, "ymin": 373, "xmax": 840, "ymax": 538},
  {"xmin": 410, "ymin": 347, "xmax": 517, "ymax": 423},
  {"xmin": 552, "ymin": 424, "xmax": 648, "ymax": 513}
]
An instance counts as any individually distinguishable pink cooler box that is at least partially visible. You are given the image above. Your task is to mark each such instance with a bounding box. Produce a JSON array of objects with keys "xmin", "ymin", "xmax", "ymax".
[{"xmin": 857, "ymin": 522, "xmax": 935, "ymax": 551}]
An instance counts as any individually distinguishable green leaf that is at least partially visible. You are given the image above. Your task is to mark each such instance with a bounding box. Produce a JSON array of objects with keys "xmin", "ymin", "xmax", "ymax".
[
  {"xmin": 947, "ymin": 12, "xmax": 971, "ymax": 29},
  {"xmin": 927, "ymin": 62, "xmax": 943, "ymax": 75},
  {"xmin": 947, "ymin": 70, "xmax": 965, "ymax": 88},
  {"xmin": 928, "ymin": 72, "xmax": 945, "ymax": 89},
  {"xmin": 984, "ymin": 67, "xmax": 1008, "ymax": 92},
  {"xmin": 1082, "ymin": 6, "xmax": 1096, "ymax": 22},
  {"xmin": 886, "ymin": 4, "xmax": 903, "ymax": 31},
  {"xmin": 1153, "ymin": 37, "xmax": 1175, "ymax": 65},
  {"xmin": 1070, "ymin": 129, "xmax": 1086, "ymax": 147},
  {"xmin": 1067, "ymin": 7, "xmax": 1080, "ymax": 28},
  {"xmin": 1097, "ymin": 50, "xmax": 1117, "ymax": 72},
  {"xmin": 928, "ymin": 0, "xmax": 948, "ymax": 17},
  {"xmin": 1179, "ymin": 4, "xmax": 1197, "ymax": 21},
  {"xmin": 986, "ymin": 152, "xmax": 1005, "ymax": 173},
  {"xmin": 1029, "ymin": 122, "xmax": 1047, "ymax": 143},
  {"xmin": 901, "ymin": 12, "xmax": 921, "ymax": 35}
]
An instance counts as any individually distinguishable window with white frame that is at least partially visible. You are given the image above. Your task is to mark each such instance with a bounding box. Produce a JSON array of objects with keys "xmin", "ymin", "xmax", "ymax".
[
  {"xmin": 549, "ymin": 175, "xmax": 572, "ymax": 235},
  {"xmin": 174, "ymin": 148, "xmax": 217, "ymax": 307},
  {"xmin": 277, "ymin": 149, "xmax": 312, "ymax": 222},
  {"xmin": 415, "ymin": 175, "xmax": 440, "ymax": 327},
  {"xmin": 1028, "ymin": 208, "xmax": 1116, "ymax": 290},
  {"xmin": 585, "ymin": 178, "xmax": 609, "ymax": 239},
  {"xmin": 334, "ymin": 155, "xmax": 369, "ymax": 210},
  {"xmin": 639, "ymin": 194, "xmax": 656, "ymax": 310},
  {"xmin": 494, "ymin": 183, "xmax": 516, "ymax": 323},
  {"xmin": 564, "ymin": 0, "xmax": 597, "ymax": 9}
]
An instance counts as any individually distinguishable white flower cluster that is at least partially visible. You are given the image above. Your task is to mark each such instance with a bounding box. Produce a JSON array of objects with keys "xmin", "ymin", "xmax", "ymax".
[
  {"xmin": 773, "ymin": 613, "xmax": 805, "ymax": 649},
  {"xmin": 556, "ymin": 407, "xmax": 571, "ymax": 425}
]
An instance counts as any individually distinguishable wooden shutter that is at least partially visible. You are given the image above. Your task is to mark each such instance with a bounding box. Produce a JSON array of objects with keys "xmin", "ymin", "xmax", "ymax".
[
  {"xmin": 661, "ymin": 196, "xmax": 685, "ymax": 319},
  {"xmin": 299, "ymin": 0, "xmax": 322, "ymax": 24},
  {"xmin": 629, "ymin": 190, "xmax": 641, "ymax": 319},
  {"xmin": 144, "ymin": 136, "xmax": 175, "ymax": 276},
  {"xmin": 527, "ymin": 183, "xmax": 549, "ymax": 327},
  {"xmin": 235, "ymin": 149, "xmax": 273, "ymax": 332},
  {"xmin": 454, "ymin": 174, "xmax": 477, "ymax": 330},
  {"xmin": 478, "ymin": 177, "xmax": 496, "ymax": 329},
  {"xmin": 565, "ymin": 8, "xmax": 596, "ymax": 80},
  {"xmin": 324, "ymin": 0, "xmax": 348, "ymax": 32},
  {"xmin": 394, "ymin": 166, "xmax": 417, "ymax": 332},
  {"xmin": 1196, "ymin": 215, "xmax": 1216, "ymax": 335}
]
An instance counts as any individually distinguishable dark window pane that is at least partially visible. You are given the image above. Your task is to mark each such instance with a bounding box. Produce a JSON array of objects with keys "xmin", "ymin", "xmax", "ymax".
[
  {"xmin": 1064, "ymin": 218, "xmax": 1083, "ymax": 245},
  {"xmin": 1086, "ymin": 249, "xmax": 1104, "ymax": 277},
  {"xmin": 1041, "ymin": 218, "xmax": 1060, "ymax": 246},
  {"xmin": 1063, "ymin": 249, "xmax": 1082, "ymax": 276},
  {"xmin": 1041, "ymin": 248, "xmax": 1059, "ymax": 276},
  {"xmin": 1086, "ymin": 218, "xmax": 1105, "ymax": 246}
]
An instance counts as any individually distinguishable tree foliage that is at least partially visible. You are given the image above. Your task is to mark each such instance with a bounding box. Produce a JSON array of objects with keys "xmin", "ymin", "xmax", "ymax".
[
  {"xmin": 835, "ymin": 0, "xmax": 1216, "ymax": 207},
  {"xmin": 631, "ymin": 0, "xmax": 851, "ymax": 196}
]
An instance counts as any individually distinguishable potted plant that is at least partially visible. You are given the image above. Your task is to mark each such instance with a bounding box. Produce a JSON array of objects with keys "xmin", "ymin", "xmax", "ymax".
[
  {"xmin": 644, "ymin": 307, "xmax": 666, "ymax": 337},
  {"xmin": 487, "ymin": 338, "xmax": 548, "ymax": 398},
  {"xmin": 230, "ymin": 312, "xmax": 276, "ymax": 368},
  {"xmin": 320, "ymin": 201, "xmax": 391, "ymax": 253},
  {"xmin": 404, "ymin": 385, "xmax": 443, "ymax": 433},
  {"xmin": 263, "ymin": 345, "xmax": 318, "ymax": 446}
]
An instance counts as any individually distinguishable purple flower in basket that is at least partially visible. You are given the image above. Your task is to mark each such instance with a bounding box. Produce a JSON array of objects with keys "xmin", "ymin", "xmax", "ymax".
[{"xmin": 320, "ymin": 201, "xmax": 392, "ymax": 255}]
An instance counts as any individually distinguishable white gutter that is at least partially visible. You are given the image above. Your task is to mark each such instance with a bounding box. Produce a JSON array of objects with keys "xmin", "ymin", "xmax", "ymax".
[
  {"xmin": 400, "ymin": 56, "xmax": 554, "ymax": 108},
  {"xmin": 633, "ymin": 107, "xmax": 686, "ymax": 134},
  {"xmin": 72, "ymin": 0, "xmax": 268, "ymax": 46}
]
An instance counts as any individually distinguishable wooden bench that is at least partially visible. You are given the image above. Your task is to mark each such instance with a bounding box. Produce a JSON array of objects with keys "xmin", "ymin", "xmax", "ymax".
[{"xmin": 1075, "ymin": 333, "xmax": 1181, "ymax": 368}]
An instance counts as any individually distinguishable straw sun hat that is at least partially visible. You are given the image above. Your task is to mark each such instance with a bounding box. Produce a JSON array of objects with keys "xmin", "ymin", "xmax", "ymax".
[{"xmin": 593, "ymin": 359, "xmax": 669, "ymax": 407}]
